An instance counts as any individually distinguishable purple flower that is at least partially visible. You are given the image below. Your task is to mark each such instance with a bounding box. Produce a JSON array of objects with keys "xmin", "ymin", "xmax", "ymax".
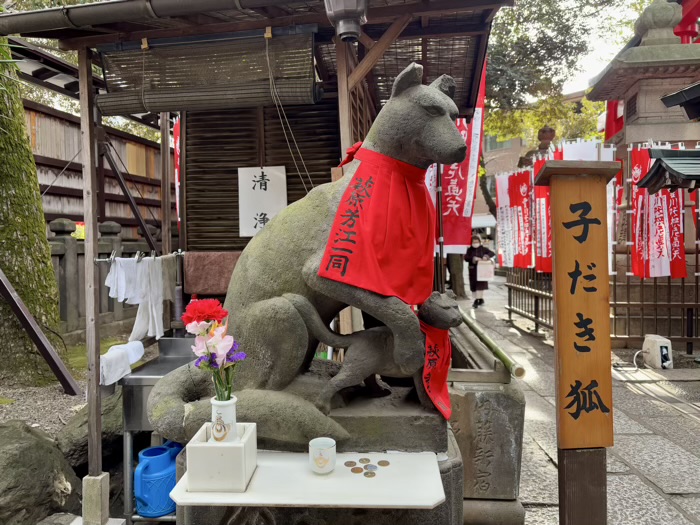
[
  {"xmin": 209, "ymin": 354, "xmax": 220, "ymax": 369},
  {"xmin": 194, "ymin": 355, "xmax": 208, "ymax": 368},
  {"xmin": 225, "ymin": 350, "xmax": 246, "ymax": 364}
]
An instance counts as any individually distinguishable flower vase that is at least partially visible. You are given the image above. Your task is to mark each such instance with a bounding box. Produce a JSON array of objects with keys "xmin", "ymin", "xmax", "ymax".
[{"xmin": 210, "ymin": 396, "xmax": 238, "ymax": 443}]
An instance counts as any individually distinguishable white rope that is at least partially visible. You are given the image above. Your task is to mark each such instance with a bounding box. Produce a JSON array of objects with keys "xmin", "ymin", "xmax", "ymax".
[
  {"xmin": 41, "ymin": 148, "xmax": 82, "ymax": 197},
  {"xmin": 265, "ymin": 37, "xmax": 314, "ymax": 193}
]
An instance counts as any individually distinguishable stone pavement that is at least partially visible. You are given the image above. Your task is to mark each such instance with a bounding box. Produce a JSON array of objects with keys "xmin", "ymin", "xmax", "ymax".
[{"xmin": 459, "ymin": 277, "xmax": 700, "ymax": 525}]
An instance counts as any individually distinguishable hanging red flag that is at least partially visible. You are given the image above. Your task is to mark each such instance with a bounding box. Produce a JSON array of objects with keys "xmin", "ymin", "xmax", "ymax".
[
  {"xmin": 668, "ymin": 189, "xmax": 687, "ymax": 279},
  {"xmin": 615, "ymin": 161, "xmax": 625, "ymax": 208},
  {"xmin": 440, "ymin": 119, "xmax": 472, "ymax": 252},
  {"xmin": 496, "ymin": 174, "xmax": 513, "ymax": 267},
  {"xmin": 630, "ymin": 149, "xmax": 687, "ymax": 280},
  {"xmin": 631, "ymin": 149, "xmax": 652, "ymax": 278},
  {"xmin": 440, "ymin": 61, "xmax": 486, "ymax": 253},
  {"xmin": 605, "ymin": 100, "xmax": 624, "ymax": 141},
  {"xmin": 533, "ymin": 158, "xmax": 552, "ymax": 273},
  {"xmin": 508, "ymin": 170, "xmax": 534, "ymax": 269},
  {"xmin": 173, "ymin": 117, "xmax": 181, "ymax": 231}
]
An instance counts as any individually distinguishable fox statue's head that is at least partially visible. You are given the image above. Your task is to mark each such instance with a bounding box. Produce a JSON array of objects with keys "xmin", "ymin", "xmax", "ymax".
[{"xmin": 364, "ymin": 63, "xmax": 468, "ymax": 169}]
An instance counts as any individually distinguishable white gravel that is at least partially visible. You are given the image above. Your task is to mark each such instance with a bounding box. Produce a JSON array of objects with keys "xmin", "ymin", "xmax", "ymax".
[{"xmin": 0, "ymin": 381, "xmax": 87, "ymax": 437}]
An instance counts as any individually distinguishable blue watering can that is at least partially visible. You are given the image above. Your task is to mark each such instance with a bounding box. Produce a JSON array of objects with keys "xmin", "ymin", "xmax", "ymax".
[{"xmin": 134, "ymin": 441, "xmax": 182, "ymax": 518}]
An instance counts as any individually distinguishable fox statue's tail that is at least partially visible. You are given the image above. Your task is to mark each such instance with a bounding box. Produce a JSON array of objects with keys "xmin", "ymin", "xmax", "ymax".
[{"xmin": 283, "ymin": 293, "xmax": 356, "ymax": 349}]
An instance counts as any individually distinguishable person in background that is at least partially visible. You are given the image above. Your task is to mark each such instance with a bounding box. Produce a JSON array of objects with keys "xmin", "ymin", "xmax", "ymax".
[{"xmin": 464, "ymin": 234, "xmax": 495, "ymax": 309}]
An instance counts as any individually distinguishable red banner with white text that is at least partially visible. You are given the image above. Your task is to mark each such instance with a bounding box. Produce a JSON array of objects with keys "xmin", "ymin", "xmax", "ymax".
[
  {"xmin": 496, "ymin": 174, "xmax": 513, "ymax": 267},
  {"xmin": 440, "ymin": 63, "xmax": 486, "ymax": 253},
  {"xmin": 631, "ymin": 149, "xmax": 651, "ymax": 278},
  {"xmin": 508, "ymin": 170, "xmax": 534, "ymax": 269},
  {"xmin": 533, "ymin": 158, "xmax": 552, "ymax": 273},
  {"xmin": 440, "ymin": 119, "xmax": 476, "ymax": 252},
  {"xmin": 631, "ymin": 148, "xmax": 687, "ymax": 279}
]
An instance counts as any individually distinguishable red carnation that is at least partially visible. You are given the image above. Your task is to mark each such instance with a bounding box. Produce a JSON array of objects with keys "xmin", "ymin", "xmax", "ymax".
[{"xmin": 182, "ymin": 299, "xmax": 229, "ymax": 325}]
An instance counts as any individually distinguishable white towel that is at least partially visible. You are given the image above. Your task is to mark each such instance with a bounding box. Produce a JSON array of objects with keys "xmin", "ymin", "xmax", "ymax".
[
  {"xmin": 100, "ymin": 345, "xmax": 132, "ymax": 385},
  {"xmin": 107, "ymin": 340, "xmax": 145, "ymax": 365},
  {"xmin": 126, "ymin": 258, "xmax": 149, "ymax": 306},
  {"xmin": 105, "ymin": 257, "xmax": 139, "ymax": 303},
  {"xmin": 129, "ymin": 257, "xmax": 165, "ymax": 341}
]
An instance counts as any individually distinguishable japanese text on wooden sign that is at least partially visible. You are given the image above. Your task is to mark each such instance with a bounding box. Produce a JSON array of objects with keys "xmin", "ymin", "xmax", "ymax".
[{"xmin": 543, "ymin": 165, "xmax": 615, "ymax": 450}]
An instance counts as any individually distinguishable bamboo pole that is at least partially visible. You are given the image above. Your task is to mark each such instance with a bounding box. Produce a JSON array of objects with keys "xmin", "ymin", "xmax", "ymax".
[{"xmin": 459, "ymin": 307, "xmax": 526, "ymax": 379}]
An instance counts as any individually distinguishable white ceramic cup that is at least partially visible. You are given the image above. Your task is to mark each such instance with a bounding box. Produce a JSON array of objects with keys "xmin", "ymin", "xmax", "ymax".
[{"xmin": 309, "ymin": 437, "xmax": 336, "ymax": 475}]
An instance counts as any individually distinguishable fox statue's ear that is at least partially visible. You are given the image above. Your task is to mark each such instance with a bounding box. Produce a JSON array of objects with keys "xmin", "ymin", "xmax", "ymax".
[
  {"xmin": 391, "ymin": 63, "xmax": 424, "ymax": 98},
  {"xmin": 430, "ymin": 75, "xmax": 456, "ymax": 100}
]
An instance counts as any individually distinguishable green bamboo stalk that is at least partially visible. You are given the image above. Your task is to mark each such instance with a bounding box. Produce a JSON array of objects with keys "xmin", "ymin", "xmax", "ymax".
[{"xmin": 459, "ymin": 307, "xmax": 526, "ymax": 379}]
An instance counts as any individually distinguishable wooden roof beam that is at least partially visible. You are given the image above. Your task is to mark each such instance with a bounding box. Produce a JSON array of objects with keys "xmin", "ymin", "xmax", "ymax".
[
  {"xmin": 482, "ymin": 8, "xmax": 498, "ymax": 23},
  {"xmin": 348, "ymin": 14, "xmax": 411, "ymax": 92},
  {"xmin": 358, "ymin": 31, "xmax": 375, "ymax": 50},
  {"xmin": 57, "ymin": 0, "xmax": 512, "ymax": 50},
  {"xmin": 357, "ymin": 37, "xmax": 380, "ymax": 113},
  {"xmin": 358, "ymin": 21, "xmax": 489, "ymax": 41}
]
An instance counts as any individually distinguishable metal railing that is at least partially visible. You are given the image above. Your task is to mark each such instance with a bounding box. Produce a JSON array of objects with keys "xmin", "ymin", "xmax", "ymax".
[
  {"xmin": 506, "ymin": 266, "xmax": 700, "ymax": 352},
  {"xmin": 505, "ymin": 268, "xmax": 553, "ymax": 333}
]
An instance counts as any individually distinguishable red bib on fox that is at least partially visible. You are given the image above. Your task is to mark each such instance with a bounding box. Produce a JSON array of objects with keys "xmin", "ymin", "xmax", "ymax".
[
  {"xmin": 319, "ymin": 145, "xmax": 435, "ymax": 305},
  {"xmin": 420, "ymin": 320, "xmax": 452, "ymax": 419}
]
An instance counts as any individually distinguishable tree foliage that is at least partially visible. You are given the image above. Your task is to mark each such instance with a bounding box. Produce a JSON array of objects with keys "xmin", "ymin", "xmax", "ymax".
[
  {"xmin": 485, "ymin": 96, "xmax": 605, "ymax": 147},
  {"xmin": 484, "ymin": 0, "xmax": 651, "ymax": 147},
  {"xmin": 487, "ymin": 0, "xmax": 627, "ymax": 111}
]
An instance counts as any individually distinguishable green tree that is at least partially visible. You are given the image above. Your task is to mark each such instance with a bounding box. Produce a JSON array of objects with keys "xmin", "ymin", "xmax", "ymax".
[
  {"xmin": 487, "ymin": 0, "xmax": 638, "ymax": 111},
  {"xmin": 485, "ymin": 96, "xmax": 605, "ymax": 147},
  {"xmin": 0, "ymin": 37, "xmax": 61, "ymax": 386},
  {"xmin": 479, "ymin": 0, "xmax": 648, "ymax": 215}
]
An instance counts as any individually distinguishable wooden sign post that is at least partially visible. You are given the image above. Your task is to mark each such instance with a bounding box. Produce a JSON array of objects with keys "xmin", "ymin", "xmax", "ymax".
[{"xmin": 535, "ymin": 161, "xmax": 620, "ymax": 525}]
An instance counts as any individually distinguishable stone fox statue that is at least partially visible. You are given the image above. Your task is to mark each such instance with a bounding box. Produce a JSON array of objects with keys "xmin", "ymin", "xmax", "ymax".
[
  {"xmin": 284, "ymin": 292, "xmax": 463, "ymax": 414},
  {"xmin": 224, "ymin": 63, "xmax": 467, "ymax": 391}
]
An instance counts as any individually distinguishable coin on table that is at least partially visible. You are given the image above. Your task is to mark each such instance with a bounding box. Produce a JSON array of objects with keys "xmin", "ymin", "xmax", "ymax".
[
  {"xmin": 351, "ymin": 467, "xmax": 364, "ymax": 474},
  {"xmin": 359, "ymin": 458, "xmax": 371, "ymax": 464},
  {"xmin": 378, "ymin": 460, "xmax": 390, "ymax": 467},
  {"xmin": 364, "ymin": 471, "xmax": 376, "ymax": 478},
  {"xmin": 364, "ymin": 464, "xmax": 378, "ymax": 471},
  {"xmin": 344, "ymin": 461, "xmax": 357, "ymax": 468}
]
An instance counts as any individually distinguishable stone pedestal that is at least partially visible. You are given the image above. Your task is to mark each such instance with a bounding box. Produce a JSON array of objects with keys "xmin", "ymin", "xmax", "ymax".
[
  {"xmin": 330, "ymin": 387, "xmax": 447, "ymax": 453},
  {"xmin": 450, "ymin": 382, "xmax": 526, "ymax": 525},
  {"xmin": 450, "ymin": 382, "xmax": 525, "ymax": 500}
]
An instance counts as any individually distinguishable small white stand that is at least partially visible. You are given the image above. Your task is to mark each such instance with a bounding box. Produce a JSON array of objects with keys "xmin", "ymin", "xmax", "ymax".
[
  {"xmin": 186, "ymin": 422, "xmax": 257, "ymax": 493},
  {"xmin": 172, "ymin": 450, "xmax": 445, "ymax": 509}
]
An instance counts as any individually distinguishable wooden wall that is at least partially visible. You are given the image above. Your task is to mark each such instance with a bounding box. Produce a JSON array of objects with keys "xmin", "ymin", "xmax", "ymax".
[
  {"xmin": 24, "ymin": 100, "xmax": 175, "ymax": 240},
  {"xmin": 183, "ymin": 95, "xmax": 341, "ymax": 251}
]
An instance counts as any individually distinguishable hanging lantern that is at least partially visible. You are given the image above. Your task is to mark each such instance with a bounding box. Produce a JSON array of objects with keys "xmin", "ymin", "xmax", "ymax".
[{"xmin": 324, "ymin": 0, "xmax": 368, "ymax": 42}]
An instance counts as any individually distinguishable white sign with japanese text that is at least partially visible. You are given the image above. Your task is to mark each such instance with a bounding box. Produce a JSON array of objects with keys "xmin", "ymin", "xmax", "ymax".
[{"xmin": 238, "ymin": 166, "xmax": 287, "ymax": 237}]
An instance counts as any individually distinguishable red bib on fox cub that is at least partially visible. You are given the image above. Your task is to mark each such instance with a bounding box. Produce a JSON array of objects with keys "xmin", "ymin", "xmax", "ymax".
[{"xmin": 318, "ymin": 144, "xmax": 435, "ymax": 306}]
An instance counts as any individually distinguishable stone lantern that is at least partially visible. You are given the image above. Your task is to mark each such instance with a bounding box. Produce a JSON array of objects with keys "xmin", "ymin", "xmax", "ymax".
[{"xmin": 588, "ymin": 0, "xmax": 700, "ymax": 145}]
